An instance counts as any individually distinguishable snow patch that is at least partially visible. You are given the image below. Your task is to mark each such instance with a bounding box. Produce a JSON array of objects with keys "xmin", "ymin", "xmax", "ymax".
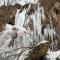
[
  {"xmin": 18, "ymin": 50, "xmax": 30, "ymax": 60},
  {"xmin": 46, "ymin": 50, "xmax": 60, "ymax": 60},
  {"xmin": 36, "ymin": 40, "xmax": 48, "ymax": 46}
]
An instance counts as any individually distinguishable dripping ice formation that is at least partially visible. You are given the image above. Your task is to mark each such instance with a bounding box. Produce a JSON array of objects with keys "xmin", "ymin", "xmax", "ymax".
[
  {"xmin": 15, "ymin": 3, "xmax": 45, "ymax": 42},
  {"xmin": 0, "ymin": 0, "xmax": 59, "ymax": 60},
  {"xmin": 15, "ymin": 9, "xmax": 26, "ymax": 27},
  {"xmin": 15, "ymin": 2, "xmax": 57, "ymax": 47}
]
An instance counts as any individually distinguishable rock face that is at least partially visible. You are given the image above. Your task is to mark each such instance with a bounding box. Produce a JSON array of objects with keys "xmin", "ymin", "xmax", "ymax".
[
  {"xmin": 0, "ymin": 4, "xmax": 18, "ymax": 31},
  {"xmin": 40, "ymin": 0, "xmax": 60, "ymax": 33},
  {"xmin": 51, "ymin": 2, "xmax": 60, "ymax": 33},
  {"xmin": 39, "ymin": 0, "xmax": 60, "ymax": 49},
  {"xmin": 51, "ymin": 2, "xmax": 60, "ymax": 49},
  {"xmin": 25, "ymin": 41, "xmax": 50, "ymax": 60},
  {"xmin": 40, "ymin": 0, "xmax": 56, "ymax": 11},
  {"xmin": 40, "ymin": 0, "xmax": 60, "ymax": 25}
]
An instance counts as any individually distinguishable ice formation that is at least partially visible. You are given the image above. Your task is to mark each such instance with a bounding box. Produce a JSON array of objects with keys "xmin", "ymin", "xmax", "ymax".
[{"xmin": 0, "ymin": 0, "xmax": 59, "ymax": 60}]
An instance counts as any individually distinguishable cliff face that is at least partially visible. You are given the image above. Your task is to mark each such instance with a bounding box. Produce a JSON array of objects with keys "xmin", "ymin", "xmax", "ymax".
[
  {"xmin": 51, "ymin": 2, "xmax": 60, "ymax": 32},
  {"xmin": 40, "ymin": 0, "xmax": 60, "ymax": 34},
  {"xmin": 40, "ymin": 0, "xmax": 56, "ymax": 11},
  {"xmin": 40, "ymin": 0, "xmax": 60, "ymax": 49},
  {"xmin": 0, "ymin": 5, "xmax": 17, "ymax": 31}
]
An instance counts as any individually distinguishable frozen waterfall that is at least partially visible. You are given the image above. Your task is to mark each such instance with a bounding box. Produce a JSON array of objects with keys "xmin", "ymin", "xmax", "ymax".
[{"xmin": 0, "ymin": 0, "xmax": 59, "ymax": 60}]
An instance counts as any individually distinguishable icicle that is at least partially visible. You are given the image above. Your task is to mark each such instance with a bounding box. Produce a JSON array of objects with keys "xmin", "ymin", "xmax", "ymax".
[{"xmin": 15, "ymin": 9, "xmax": 26, "ymax": 27}]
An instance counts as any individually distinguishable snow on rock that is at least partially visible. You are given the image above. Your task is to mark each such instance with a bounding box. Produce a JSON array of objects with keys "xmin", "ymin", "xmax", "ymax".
[
  {"xmin": 36, "ymin": 40, "xmax": 48, "ymax": 46},
  {"xmin": 4, "ymin": 24, "xmax": 13, "ymax": 30},
  {"xmin": 46, "ymin": 50, "xmax": 60, "ymax": 60},
  {"xmin": 13, "ymin": 25, "xmax": 27, "ymax": 33},
  {"xmin": 4, "ymin": 24, "xmax": 27, "ymax": 33},
  {"xmin": 0, "ymin": 24, "xmax": 27, "ymax": 50},
  {"xmin": 0, "ymin": 23, "xmax": 33, "ymax": 51},
  {"xmin": 2, "ymin": 23, "xmax": 33, "ymax": 49},
  {"xmin": 18, "ymin": 50, "xmax": 30, "ymax": 60}
]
